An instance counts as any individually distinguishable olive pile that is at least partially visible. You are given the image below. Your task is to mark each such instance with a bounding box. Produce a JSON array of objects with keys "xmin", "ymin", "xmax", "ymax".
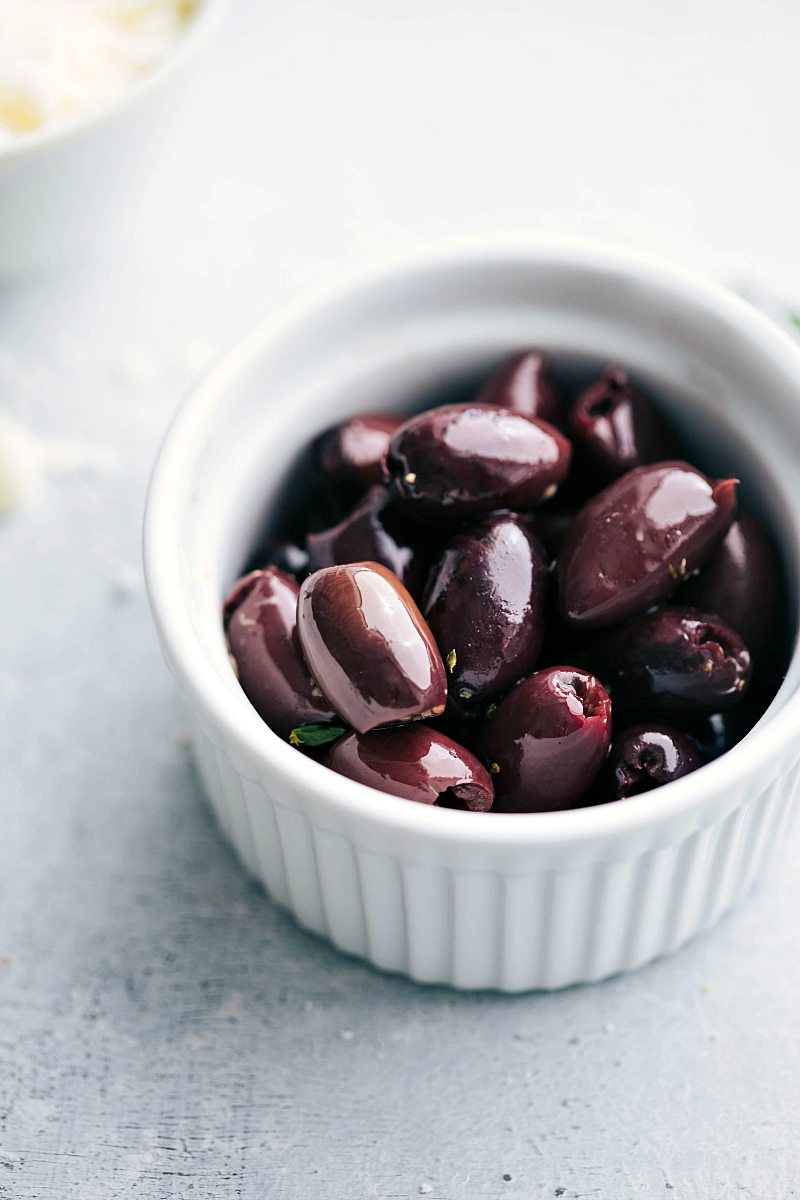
[{"xmin": 224, "ymin": 352, "xmax": 788, "ymax": 812}]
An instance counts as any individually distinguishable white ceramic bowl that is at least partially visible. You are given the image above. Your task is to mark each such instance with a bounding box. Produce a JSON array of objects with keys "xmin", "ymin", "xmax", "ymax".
[
  {"xmin": 0, "ymin": 0, "xmax": 228, "ymax": 276},
  {"xmin": 144, "ymin": 236, "xmax": 800, "ymax": 992}
]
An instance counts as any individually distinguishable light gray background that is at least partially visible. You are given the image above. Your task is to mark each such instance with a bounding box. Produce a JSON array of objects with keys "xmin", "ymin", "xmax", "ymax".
[{"xmin": 2, "ymin": 2, "xmax": 799, "ymax": 1197}]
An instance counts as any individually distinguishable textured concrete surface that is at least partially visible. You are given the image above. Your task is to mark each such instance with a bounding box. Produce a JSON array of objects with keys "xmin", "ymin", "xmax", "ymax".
[{"xmin": 2, "ymin": 2, "xmax": 800, "ymax": 1197}]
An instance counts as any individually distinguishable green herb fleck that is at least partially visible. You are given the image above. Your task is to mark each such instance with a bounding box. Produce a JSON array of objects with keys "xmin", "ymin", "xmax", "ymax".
[
  {"xmin": 790, "ymin": 312, "xmax": 800, "ymax": 333},
  {"xmin": 446, "ymin": 648, "xmax": 457, "ymax": 673},
  {"xmin": 289, "ymin": 723, "xmax": 347, "ymax": 748}
]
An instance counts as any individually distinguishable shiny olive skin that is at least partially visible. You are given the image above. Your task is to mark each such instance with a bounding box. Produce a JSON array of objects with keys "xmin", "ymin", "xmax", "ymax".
[
  {"xmin": 296, "ymin": 562, "xmax": 447, "ymax": 734},
  {"xmin": 475, "ymin": 350, "xmax": 561, "ymax": 425},
  {"xmin": 684, "ymin": 710, "xmax": 742, "ymax": 760},
  {"xmin": 325, "ymin": 726, "xmax": 494, "ymax": 810},
  {"xmin": 558, "ymin": 461, "xmax": 738, "ymax": 628},
  {"xmin": 314, "ymin": 413, "xmax": 404, "ymax": 492},
  {"xmin": 424, "ymin": 512, "xmax": 547, "ymax": 707},
  {"xmin": 686, "ymin": 671, "xmax": 780, "ymax": 758},
  {"xmin": 680, "ymin": 514, "xmax": 784, "ymax": 666},
  {"xmin": 306, "ymin": 486, "xmax": 432, "ymax": 598},
  {"xmin": 478, "ymin": 666, "xmax": 612, "ymax": 812},
  {"xmin": 224, "ymin": 568, "xmax": 335, "ymax": 738},
  {"xmin": 569, "ymin": 368, "xmax": 675, "ymax": 479},
  {"xmin": 600, "ymin": 606, "xmax": 752, "ymax": 716},
  {"xmin": 383, "ymin": 403, "xmax": 572, "ymax": 523},
  {"xmin": 609, "ymin": 723, "xmax": 705, "ymax": 799}
]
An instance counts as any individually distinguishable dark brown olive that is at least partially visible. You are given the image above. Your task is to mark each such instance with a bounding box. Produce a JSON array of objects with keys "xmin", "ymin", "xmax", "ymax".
[
  {"xmin": 325, "ymin": 726, "xmax": 494, "ymax": 810},
  {"xmin": 687, "ymin": 680, "xmax": 776, "ymax": 758},
  {"xmin": 424, "ymin": 511, "xmax": 547, "ymax": 707},
  {"xmin": 224, "ymin": 568, "xmax": 335, "ymax": 738},
  {"xmin": 599, "ymin": 606, "xmax": 751, "ymax": 716},
  {"xmin": 609, "ymin": 723, "xmax": 705, "ymax": 799},
  {"xmin": 475, "ymin": 350, "xmax": 561, "ymax": 425},
  {"xmin": 314, "ymin": 413, "xmax": 404, "ymax": 492},
  {"xmin": 685, "ymin": 712, "xmax": 732, "ymax": 759},
  {"xmin": 558, "ymin": 461, "xmax": 738, "ymax": 628},
  {"xmin": 383, "ymin": 403, "xmax": 572, "ymax": 523},
  {"xmin": 680, "ymin": 514, "xmax": 785, "ymax": 667},
  {"xmin": 296, "ymin": 562, "xmax": 447, "ymax": 733},
  {"xmin": 569, "ymin": 368, "xmax": 676, "ymax": 479},
  {"xmin": 477, "ymin": 666, "xmax": 612, "ymax": 812},
  {"xmin": 306, "ymin": 486, "xmax": 432, "ymax": 598}
]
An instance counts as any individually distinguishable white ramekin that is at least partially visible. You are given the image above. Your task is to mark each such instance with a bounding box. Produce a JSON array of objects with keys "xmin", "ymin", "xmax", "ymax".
[
  {"xmin": 0, "ymin": 0, "xmax": 228, "ymax": 276},
  {"xmin": 144, "ymin": 236, "xmax": 800, "ymax": 992}
]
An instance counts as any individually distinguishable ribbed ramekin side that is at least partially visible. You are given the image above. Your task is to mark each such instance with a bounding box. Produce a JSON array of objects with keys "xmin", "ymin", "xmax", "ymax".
[
  {"xmin": 189, "ymin": 716, "xmax": 800, "ymax": 991},
  {"xmin": 190, "ymin": 713, "xmax": 236, "ymax": 846}
]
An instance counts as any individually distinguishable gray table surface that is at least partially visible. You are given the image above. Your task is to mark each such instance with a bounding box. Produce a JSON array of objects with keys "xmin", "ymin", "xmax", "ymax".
[{"xmin": 2, "ymin": 3, "xmax": 800, "ymax": 1197}]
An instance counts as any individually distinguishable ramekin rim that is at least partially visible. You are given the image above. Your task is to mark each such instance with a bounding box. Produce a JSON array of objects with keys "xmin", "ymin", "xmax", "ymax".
[
  {"xmin": 143, "ymin": 233, "xmax": 800, "ymax": 847},
  {"xmin": 0, "ymin": 0, "xmax": 230, "ymax": 164}
]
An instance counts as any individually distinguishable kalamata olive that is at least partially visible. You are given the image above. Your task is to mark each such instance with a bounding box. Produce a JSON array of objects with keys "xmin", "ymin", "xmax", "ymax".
[
  {"xmin": 314, "ymin": 413, "xmax": 404, "ymax": 492},
  {"xmin": 383, "ymin": 403, "xmax": 572, "ymax": 523},
  {"xmin": 558, "ymin": 461, "xmax": 738, "ymax": 628},
  {"xmin": 477, "ymin": 666, "xmax": 612, "ymax": 812},
  {"xmin": 569, "ymin": 368, "xmax": 676, "ymax": 479},
  {"xmin": 307, "ymin": 486, "xmax": 432, "ymax": 598},
  {"xmin": 266, "ymin": 541, "xmax": 310, "ymax": 580},
  {"xmin": 325, "ymin": 726, "xmax": 494, "ymax": 810},
  {"xmin": 680, "ymin": 514, "xmax": 785, "ymax": 667},
  {"xmin": 681, "ymin": 710, "xmax": 743, "ymax": 760},
  {"xmin": 424, "ymin": 511, "xmax": 547, "ymax": 707},
  {"xmin": 609, "ymin": 723, "xmax": 705, "ymax": 799},
  {"xmin": 296, "ymin": 562, "xmax": 447, "ymax": 733},
  {"xmin": 475, "ymin": 350, "xmax": 561, "ymax": 425},
  {"xmin": 685, "ymin": 673, "xmax": 780, "ymax": 758},
  {"xmin": 224, "ymin": 568, "xmax": 336, "ymax": 738},
  {"xmin": 599, "ymin": 606, "xmax": 752, "ymax": 716}
]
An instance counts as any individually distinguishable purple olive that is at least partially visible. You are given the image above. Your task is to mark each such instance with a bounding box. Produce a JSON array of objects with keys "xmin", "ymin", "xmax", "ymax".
[
  {"xmin": 296, "ymin": 562, "xmax": 447, "ymax": 733},
  {"xmin": 224, "ymin": 568, "xmax": 335, "ymax": 738},
  {"xmin": 569, "ymin": 368, "xmax": 676, "ymax": 479},
  {"xmin": 383, "ymin": 403, "xmax": 572, "ymax": 523},
  {"xmin": 477, "ymin": 666, "xmax": 612, "ymax": 812},
  {"xmin": 558, "ymin": 461, "xmax": 738, "ymax": 628},
  {"xmin": 424, "ymin": 511, "xmax": 547, "ymax": 707},
  {"xmin": 609, "ymin": 723, "xmax": 705, "ymax": 799},
  {"xmin": 475, "ymin": 350, "xmax": 561, "ymax": 425},
  {"xmin": 687, "ymin": 682, "xmax": 775, "ymax": 758},
  {"xmin": 306, "ymin": 486, "xmax": 432, "ymax": 598},
  {"xmin": 680, "ymin": 514, "xmax": 785, "ymax": 667},
  {"xmin": 325, "ymin": 726, "xmax": 494, "ymax": 810},
  {"xmin": 314, "ymin": 413, "xmax": 404, "ymax": 492},
  {"xmin": 600, "ymin": 606, "xmax": 752, "ymax": 715}
]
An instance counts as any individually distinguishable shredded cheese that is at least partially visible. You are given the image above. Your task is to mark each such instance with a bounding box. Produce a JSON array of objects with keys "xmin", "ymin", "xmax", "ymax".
[{"xmin": 0, "ymin": 0, "xmax": 195, "ymax": 144}]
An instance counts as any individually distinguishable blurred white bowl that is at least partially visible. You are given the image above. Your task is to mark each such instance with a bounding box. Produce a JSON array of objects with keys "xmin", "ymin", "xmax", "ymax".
[
  {"xmin": 0, "ymin": 0, "xmax": 228, "ymax": 276},
  {"xmin": 144, "ymin": 236, "xmax": 800, "ymax": 991}
]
